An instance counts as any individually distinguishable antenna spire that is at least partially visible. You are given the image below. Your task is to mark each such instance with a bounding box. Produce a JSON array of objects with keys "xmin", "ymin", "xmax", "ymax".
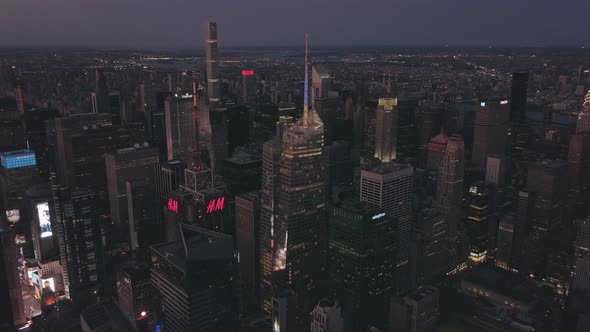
[{"xmin": 303, "ymin": 33, "xmax": 309, "ymax": 125}]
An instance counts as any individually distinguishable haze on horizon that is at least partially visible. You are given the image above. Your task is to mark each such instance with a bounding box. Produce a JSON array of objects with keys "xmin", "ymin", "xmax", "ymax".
[{"xmin": 0, "ymin": 0, "xmax": 589, "ymax": 49}]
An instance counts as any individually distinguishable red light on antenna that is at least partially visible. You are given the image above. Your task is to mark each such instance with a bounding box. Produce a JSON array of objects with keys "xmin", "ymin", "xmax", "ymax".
[{"xmin": 242, "ymin": 70, "xmax": 254, "ymax": 76}]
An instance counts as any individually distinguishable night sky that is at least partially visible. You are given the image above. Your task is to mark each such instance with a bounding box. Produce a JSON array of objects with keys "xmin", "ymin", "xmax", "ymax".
[{"xmin": 1, "ymin": 0, "xmax": 589, "ymax": 48}]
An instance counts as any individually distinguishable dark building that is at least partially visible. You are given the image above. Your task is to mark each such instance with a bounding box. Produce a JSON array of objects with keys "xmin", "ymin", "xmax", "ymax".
[
  {"xmin": 411, "ymin": 209, "xmax": 450, "ymax": 286},
  {"xmin": 117, "ymin": 262, "xmax": 156, "ymax": 331},
  {"xmin": 396, "ymin": 99, "xmax": 418, "ymax": 161},
  {"xmin": 0, "ymin": 149, "xmax": 38, "ymax": 206},
  {"xmin": 80, "ymin": 298, "xmax": 138, "ymax": 332},
  {"xmin": 222, "ymin": 147, "xmax": 262, "ymax": 196},
  {"xmin": 388, "ymin": 286, "xmax": 439, "ymax": 332},
  {"xmin": 150, "ymin": 225, "xmax": 239, "ymax": 332},
  {"xmin": 53, "ymin": 187, "xmax": 104, "ymax": 309},
  {"xmin": 329, "ymin": 201, "xmax": 397, "ymax": 330},
  {"xmin": 472, "ymin": 99, "xmax": 510, "ymax": 170},
  {"xmin": 91, "ymin": 69, "xmax": 110, "ymax": 114},
  {"xmin": 235, "ymin": 191, "xmax": 261, "ymax": 315},
  {"xmin": 23, "ymin": 107, "xmax": 59, "ymax": 179},
  {"xmin": 526, "ymin": 159, "xmax": 568, "ymax": 232},
  {"xmin": 510, "ymin": 72, "xmax": 529, "ymax": 124},
  {"xmin": 145, "ymin": 108, "xmax": 168, "ymax": 162},
  {"xmin": 126, "ymin": 178, "xmax": 163, "ymax": 261},
  {"xmin": 465, "ymin": 182, "xmax": 491, "ymax": 265},
  {"xmin": 226, "ymin": 105, "xmax": 251, "ymax": 154}
]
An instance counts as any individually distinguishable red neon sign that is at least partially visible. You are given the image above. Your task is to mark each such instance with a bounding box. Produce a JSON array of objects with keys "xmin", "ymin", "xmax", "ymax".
[
  {"xmin": 242, "ymin": 70, "xmax": 254, "ymax": 76},
  {"xmin": 206, "ymin": 197, "xmax": 225, "ymax": 214},
  {"xmin": 167, "ymin": 198, "xmax": 179, "ymax": 214}
]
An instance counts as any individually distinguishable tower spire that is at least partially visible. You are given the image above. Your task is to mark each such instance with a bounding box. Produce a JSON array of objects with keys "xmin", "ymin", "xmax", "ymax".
[{"xmin": 303, "ymin": 33, "xmax": 309, "ymax": 125}]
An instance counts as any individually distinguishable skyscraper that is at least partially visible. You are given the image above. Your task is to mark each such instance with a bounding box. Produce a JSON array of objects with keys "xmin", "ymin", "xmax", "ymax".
[
  {"xmin": 117, "ymin": 262, "xmax": 156, "ymax": 331},
  {"xmin": 360, "ymin": 163, "xmax": 413, "ymax": 296},
  {"xmin": 328, "ymin": 201, "xmax": 397, "ymax": 330},
  {"xmin": 260, "ymin": 37, "xmax": 327, "ymax": 322},
  {"xmin": 164, "ymin": 94, "xmax": 196, "ymax": 161},
  {"xmin": 573, "ymin": 219, "xmax": 590, "ymax": 294},
  {"xmin": 91, "ymin": 69, "xmax": 109, "ymax": 114},
  {"xmin": 526, "ymin": 160, "xmax": 568, "ymax": 231},
  {"xmin": 485, "ymin": 155, "xmax": 508, "ymax": 187},
  {"xmin": 235, "ymin": 191, "xmax": 261, "ymax": 314},
  {"xmin": 0, "ymin": 149, "xmax": 38, "ymax": 206},
  {"xmin": 126, "ymin": 178, "xmax": 162, "ymax": 260},
  {"xmin": 472, "ymin": 99, "xmax": 510, "ymax": 170},
  {"xmin": 576, "ymin": 90, "xmax": 590, "ymax": 134},
  {"xmin": 436, "ymin": 135, "xmax": 465, "ymax": 232},
  {"xmin": 510, "ymin": 72, "xmax": 528, "ymax": 125},
  {"xmin": 53, "ymin": 187, "xmax": 104, "ymax": 307},
  {"xmin": 374, "ymin": 96, "xmax": 399, "ymax": 163},
  {"xmin": 495, "ymin": 216, "xmax": 515, "ymax": 271},
  {"xmin": 242, "ymin": 69, "xmax": 257, "ymax": 104},
  {"xmin": 205, "ymin": 22, "xmax": 221, "ymax": 110},
  {"xmin": 150, "ymin": 225, "xmax": 239, "ymax": 331}
]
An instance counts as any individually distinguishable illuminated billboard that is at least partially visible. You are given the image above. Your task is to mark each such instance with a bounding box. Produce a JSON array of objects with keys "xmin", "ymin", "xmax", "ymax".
[
  {"xmin": 15, "ymin": 234, "xmax": 26, "ymax": 245},
  {"xmin": 42, "ymin": 277, "xmax": 55, "ymax": 292},
  {"xmin": 242, "ymin": 70, "xmax": 255, "ymax": 76},
  {"xmin": 5, "ymin": 209, "xmax": 20, "ymax": 224},
  {"xmin": 0, "ymin": 149, "xmax": 37, "ymax": 169},
  {"xmin": 206, "ymin": 196, "xmax": 225, "ymax": 214},
  {"xmin": 36, "ymin": 202, "xmax": 52, "ymax": 238},
  {"xmin": 167, "ymin": 198, "xmax": 179, "ymax": 214}
]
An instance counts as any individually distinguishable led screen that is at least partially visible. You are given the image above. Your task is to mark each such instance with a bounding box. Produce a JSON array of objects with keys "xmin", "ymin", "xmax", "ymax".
[
  {"xmin": 36, "ymin": 202, "xmax": 52, "ymax": 238},
  {"xmin": 42, "ymin": 277, "xmax": 55, "ymax": 292},
  {"xmin": 6, "ymin": 209, "xmax": 20, "ymax": 224}
]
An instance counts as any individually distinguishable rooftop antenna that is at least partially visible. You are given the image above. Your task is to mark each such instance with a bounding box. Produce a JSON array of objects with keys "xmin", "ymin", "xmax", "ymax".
[{"xmin": 303, "ymin": 33, "xmax": 310, "ymax": 126}]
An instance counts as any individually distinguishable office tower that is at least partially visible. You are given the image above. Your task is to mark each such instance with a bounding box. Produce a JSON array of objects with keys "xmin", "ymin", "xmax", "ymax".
[
  {"xmin": 511, "ymin": 191, "xmax": 534, "ymax": 270},
  {"xmin": 117, "ymin": 262, "xmax": 156, "ymax": 331},
  {"xmin": 126, "ymin": 179, "xmax": 163, "ymax": 260},
  {"xmin": 573, "ymin": 219, "xmax": 590, "ymax": 294},
  {"xmin": 329, "ymin": 202, "xmax": 397, "ymax": 330},
  {"xmin": 485, "ymin": 155, "xmax": 508, "ymax": 186},
  {"xmin": 472, "ymin": 99, "xmax": 510, "ymax": 170},
  {"xmin": 495, "ymin": 216, "xmax": 515, "ymax": 271},
  {"xmin": 360, "ymin": 163, "xmax": 413, "ymax": 296},
  {"xmin": 510, "ymin": 72, "xmax": 528, "ymax": 124},
  {"xmin": 53, "ymin": 188, "xmax": 103, "ymax": 305},
  {"xmin": 222, "ymin": 146, "xmax": 262, "ymax": 196},
  {"xmin": 22, "ymin": 107, "xmax": 59, "ymax": 179},
  {"xmin": 396, "ymin": 99, "xmax": 418, "ymax": 161},
  {"xmin": 16, "ymin": 81, "xmax": 25, "ymax": 114},
  {"xmin": 242, "ymin": 70, "xmax": 257, "ymax": 104},
  {"xmin": 145, "ymin": 108, "xmax": 168, "ymax": 161},
  {"xmin": 205, "ymin": 22, "xmax": 221, "ymax": 110},
  {"xmin": 568, "ymin": 133, "xmax": 590, "ymax": 188},
  {"xmin": 139, "ymin": 83, "xmax": 160, "ymax": 114},
  {"xmin": 527, "ymin": 160, "xmax": 568, "ymax": 231},
  {"xmin": 362, "ymin": 101, "xmax": 378, "ymax": 160},
  {"xmin": 26, "ymin": 183, "xmax": 58, "ymax": 262},
  {"xmin": 576, "ymin": 90, "xmax": 590, "ymax": 134},
  {"xmin": 411, "ymin": 209, "xmax": 450, "ymax": 286},
  {"xmin": 0, "ymin": 200, "xmax": 26, "ymax": 329},
  {"xmin": 0, "ymin": 149, "xmax": 37, "ymax": 206},
  {"xmin": 388, "ymin": 286, "xmax": 439, "ymax": 332},
  {"xmin": 311, "ymin": 64, "xmax": 332, "ymax": 103},
  {"xmin": 315, "ymin": 96, "xmax": 344, "ymax": 145},
  {"xmin": 80, "ymin": 298, "xmax": 138, "ymax": 332},
  {"xmin": 150, "ymin": 225, "xmax": 239, "ymax": 331},
  {"xmin": 272, "ymin": 289, "xmax": 298, "ymax": 332},
  {"xmin": 46, "ymin": 113, "xmax": 137, "ymax": 198},
  {"xmin": 235, "ymin": 191, "xmax": 261, "ymax": 315},
  {"xmin": 226, "ymin": 104, "xmax": 250, "ymax": 154},
  {"xmin": 436, "ymin": 135, "xmax": 464, "ymax": 231},
  {"xmin": 105, "ymin": 146, "xmax": 158, "ymax": 225},
  {"xmin": 310, "ymin": 299, "xmax": 344, "ymax": 332},
  {"xmin": 426, "ymin": 130, "xmax": 448, "ymax": 170},
  {"xmin": 262, "ymin": 38, "xmax": 327, "ymax": 325},
  {"xmin": 91, "ymin": 69, "xmax": 109, "ymax": 114},
  {"xmin": 164, "ymin": 94, "xmax": 196, "ymax": 161},
  {"xmin": 374, "ymin": 96, "xmax": 399, "ymax": 163},
  {"xmin": 108, "ymin": 91, "xmax": 123, "ymax": 124},
  {"xmin": 465, "ymin": 182, "xmax": 490, "ymax": 264}
]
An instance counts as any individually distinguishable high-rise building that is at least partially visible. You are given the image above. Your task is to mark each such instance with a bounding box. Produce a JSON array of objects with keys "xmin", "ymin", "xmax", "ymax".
[
  {"xmin": 411, "ymin": 209, "xmax": 450, "ymax": 286},
  {"xmin": 205, "ymin": 22, "xmax": 221, "ymax": 110},
  {"xmin": 465, "ymin": 182, "xmax": 490, "ymax": 264},
  {"xmin": 126, "ymin": 179, "xmax": 162, "ymax": 260},
  {"xmin": 426, "ymin": 130, "xmax": 449, "ymax": 170},
  {"xmin": 80, "ymin": 298, "xmax": 137, "ymax": 332},
  {"xmin": 485, "ymin": 155, "xmax": 508, "ymax": 187},
  {"xmin": 573, "ymin": 219, "xmax": 590, "ymax": 294},
  {"xmin": 526, "ymin": 160, "xmax": 568, "ymax": 231},
  {"xmin": 53, "ymin": 187, "xmax": 104, "ymax": 305},
  {"xmin": 436, "ymin": 135, "xmax": 464, "ymax": 231},
  {"xmin": 117, "ymin": 262, "xmax": 156, "ymax": 331},
  {"xmin": 105, "ymin": 147, "xmax": 158, "ymax": 226},
  {"xmin": 374, "ymin": 97, "xmax": 398, "ymax": 163},
  {"xmin": 495, "ymin": 216, "xmax": 515, "ymax": 271},
  {"xmin": 311, "ymin": 64, "xmax": 332, "ymax": 103},
  {"xmin": 511, "ymin": 191, "xmax": 534, "ymax": 270},
  {"xmin": 222, "ymin": 146, "xmax": 262, "ymax": 196},
  {"xmin": 388, "ymin": 286, "xmax": 439, "ymax": 332},
  {"xmin": 272, "ymin": 289, "xmax": 298, "ymax": 332},
  {"xmin": 310, "ymin": 299, "xmax": 344, "ymax": 332},
  {"xmin": 235, "ymin": 191, "xmax": 261, "ymax": 315},
  {"xmin": 328, "ymin": 201, "xmax": 397, "ymax": 330},
  {"xmin": 510, "ymin": 72, "xmax": 528, "ymax": 125},
  {"xmin": 164, "ymin": 94, "xmax": 196, "ymax": 161},
  {"xmin": 360, "ymin": 163, "xmax": 413, "ymax": 297},
  {"xmin": 261, "ymin": 38, "xmax": 327, "ymax": 324},
  {"xmin": 150, "ymin": 225, "xmax": 239, "ymax": 331},
  {"xmin": 568, "ymin": 133, "xmax": 590, "ymax": 189},
  {"xmin": 0, "ymin": 200, "xmax": 26, "ymax": 329},
  {"xmin": 472, "ymin": 99, "xmax": 510, "ymax": 170},
  {"xmin": 576, "ymin": 90, "xmax": 590, "ymax": 134},
  {"xmin": 0, "ymin": 149, "xmax": 38, "ymax": 206},
  {"xmin": 91, "ymin": 69, "xmax": 110, "ymax": 114},
  {"xmin": 242, "ymin": 70, "xmax": 257, "ymax": 104}
]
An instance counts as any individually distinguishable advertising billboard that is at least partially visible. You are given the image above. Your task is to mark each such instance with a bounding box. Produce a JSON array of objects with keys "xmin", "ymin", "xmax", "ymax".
[
  {"xmin": 36, "ymin": 202, "xmax": 52, "ymax": 238},
  {"xmin": 42, "ymin": 277, "xmax": 55, "ymax": 292},
  {"xmin": 15, "ymin": 234, "xmax": 26, "ymax": 245},
  {"xmin": 5, "ymin": 209, "xmax": 20, "ymax": 224}
]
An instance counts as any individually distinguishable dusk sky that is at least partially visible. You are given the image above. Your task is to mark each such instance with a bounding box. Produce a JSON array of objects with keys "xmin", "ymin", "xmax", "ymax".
[{"xmin": 1, "ymin": 0, "xmax": 589, "ymax": 48}]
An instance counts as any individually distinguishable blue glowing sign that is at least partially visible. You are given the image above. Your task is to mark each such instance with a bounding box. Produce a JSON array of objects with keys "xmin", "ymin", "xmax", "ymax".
[{"xmin": 0, "ymin": 150, "xmax": 37, "ymax": 169}]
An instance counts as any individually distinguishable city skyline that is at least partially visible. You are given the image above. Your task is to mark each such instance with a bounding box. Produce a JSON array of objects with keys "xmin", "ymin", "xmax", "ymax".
[{"xmin": 1, "ymin": 0, "xmax": 590, "ymax": 48}]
